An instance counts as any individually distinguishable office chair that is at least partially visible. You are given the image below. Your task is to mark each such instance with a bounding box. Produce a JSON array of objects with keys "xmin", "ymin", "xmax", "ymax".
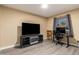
[{"xmin": 55, "ymin": 27, "xmax": 65, "ymax": 45}]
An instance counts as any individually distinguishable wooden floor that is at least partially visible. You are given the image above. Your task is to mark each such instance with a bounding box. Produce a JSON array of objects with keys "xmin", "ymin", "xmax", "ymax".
[{"xmin": 0, "ymin": 40, "xmax": 79, "ymax": 55}]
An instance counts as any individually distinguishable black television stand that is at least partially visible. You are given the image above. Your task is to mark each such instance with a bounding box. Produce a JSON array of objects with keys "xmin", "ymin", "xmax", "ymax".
[{"xmin": 20, "ymin": 34, "xmax": 43, "ymax": 48}]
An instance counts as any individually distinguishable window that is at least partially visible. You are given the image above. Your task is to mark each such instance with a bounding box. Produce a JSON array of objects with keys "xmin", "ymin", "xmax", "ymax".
[{"xmin": 53, "ymin": 14, "xmax": 73, "ymax": 37}]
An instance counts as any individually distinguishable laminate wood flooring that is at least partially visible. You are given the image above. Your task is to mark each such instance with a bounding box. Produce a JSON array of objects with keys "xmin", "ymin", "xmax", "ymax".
[{"xmin": 0, "ymin": 40, "xmax": 79, "ymax": 55}]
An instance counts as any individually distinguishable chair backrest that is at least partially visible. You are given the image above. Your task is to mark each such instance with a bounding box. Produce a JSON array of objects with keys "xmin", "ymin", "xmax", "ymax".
[{"xmin": 55, "ymin": 27, "xmax": 66, "ymax": 39}]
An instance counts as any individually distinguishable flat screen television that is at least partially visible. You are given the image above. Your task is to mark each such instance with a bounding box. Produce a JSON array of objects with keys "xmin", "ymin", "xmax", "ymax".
[{"xmin": 22, "ymin": 23, "xmax": 40, "ymax": 35}]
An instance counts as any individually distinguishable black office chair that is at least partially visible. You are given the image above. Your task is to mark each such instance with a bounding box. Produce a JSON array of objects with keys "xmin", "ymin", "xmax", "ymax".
[
  {"xmin": 54, "ymin": 27, "xmax": 65, "ymax": 45},
  {"xmin": 55, "ymin": 33, "xmax": 63, "ymax": 45}
]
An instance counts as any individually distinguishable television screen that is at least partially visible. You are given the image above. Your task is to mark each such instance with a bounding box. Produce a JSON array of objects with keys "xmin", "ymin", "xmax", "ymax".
[{"xmin": 22, "ymin": 23, "xmax": 40, "ymax": 35}]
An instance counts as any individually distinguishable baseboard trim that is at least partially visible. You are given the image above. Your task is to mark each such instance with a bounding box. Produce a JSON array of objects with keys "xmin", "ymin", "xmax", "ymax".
[
  {"xmin": 0, "ymin": 45, "xmax": 15, "ymax": 51},
  {"xmin": 0, "ymin": 38, "xmax": 46, "ymax": 51},
  {"xmin": 0, "ymin": 44, "xmax": 18, "ymax": 51}
]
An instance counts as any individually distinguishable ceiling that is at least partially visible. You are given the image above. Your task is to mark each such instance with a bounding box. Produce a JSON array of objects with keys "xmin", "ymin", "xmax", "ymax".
[{"xmin": 3, "ymin": 4, "xmax": 79, "ymax": 18}]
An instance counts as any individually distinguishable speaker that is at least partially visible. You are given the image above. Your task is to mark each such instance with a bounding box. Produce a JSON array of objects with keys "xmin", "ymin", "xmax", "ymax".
[{"xmin": 39, "ymin": 35, "xmax": 43, "ymax": 42}]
